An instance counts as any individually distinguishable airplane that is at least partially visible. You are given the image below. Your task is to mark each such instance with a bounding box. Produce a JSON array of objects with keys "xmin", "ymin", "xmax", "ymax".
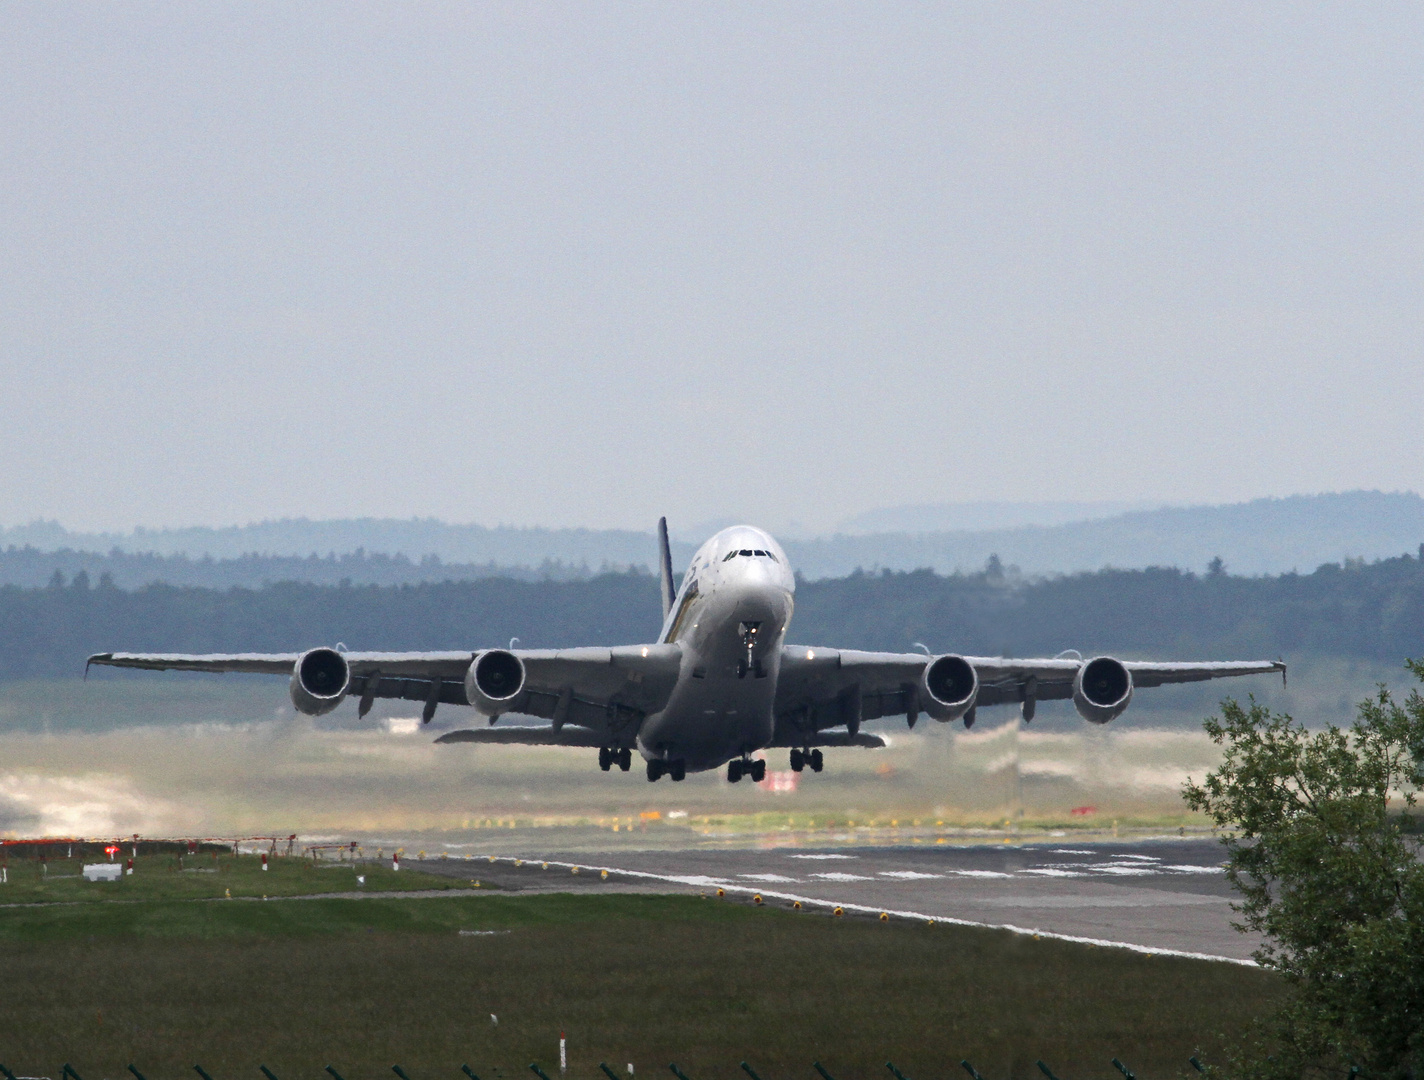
[{"xmin": 87, "ymin": 519, "xmax": 1285, "ymax": 783}]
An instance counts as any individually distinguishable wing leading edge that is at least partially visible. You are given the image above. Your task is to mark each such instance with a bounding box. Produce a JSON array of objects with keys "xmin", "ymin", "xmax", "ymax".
[
  {"xmin": 772, "ymin": 645, "xmax": 1284, "ymax": 742},
  {"xmin": 86, "ymin": 645, "xmax": 683, "ymax": 740}
]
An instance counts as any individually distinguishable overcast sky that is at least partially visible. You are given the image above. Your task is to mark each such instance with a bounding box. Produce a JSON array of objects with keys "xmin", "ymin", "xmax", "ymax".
[{"xmin": 1, "ymin": 3, "xmax": 1420, "ymax": 534}]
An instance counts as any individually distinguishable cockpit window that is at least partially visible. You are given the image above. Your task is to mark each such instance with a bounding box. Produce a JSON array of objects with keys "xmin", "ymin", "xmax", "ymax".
[{"xmin": 723, "ymin": 547, "xmax": 779, "ymax": 562}]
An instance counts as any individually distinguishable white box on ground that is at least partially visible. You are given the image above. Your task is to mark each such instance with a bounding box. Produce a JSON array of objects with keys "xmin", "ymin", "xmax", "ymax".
[{"xmin": 83, "ymin": 863, "xmax": 123, "ymax": 882}]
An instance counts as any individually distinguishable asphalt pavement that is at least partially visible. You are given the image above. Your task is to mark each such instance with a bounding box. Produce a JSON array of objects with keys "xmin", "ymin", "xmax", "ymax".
[{"xmin": 409, "ymin": 838, "xmax": 1258, "ymax": 963}]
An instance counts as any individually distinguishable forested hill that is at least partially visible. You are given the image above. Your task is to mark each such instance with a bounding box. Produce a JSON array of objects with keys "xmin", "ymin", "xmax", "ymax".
[
  {"xmin": 5, "ymin": 552, "xmax": 1424, "ymax": 680},
  {"xmin": 0, "ymin": 546, "xmax": 595, "ymax": 590}
]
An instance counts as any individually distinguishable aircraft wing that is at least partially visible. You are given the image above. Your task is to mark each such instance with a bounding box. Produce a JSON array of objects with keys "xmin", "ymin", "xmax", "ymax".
[
  {"xmin": 435, "ymin": 725, "xmax": 609, "ymax": 747},
  {"xmin": 86, "ymin": 645, "xmax": 683, "ymax": 739},
  {"xmin": 772, "ymin": 645, "xmax": 1285, "ymax": 738}
]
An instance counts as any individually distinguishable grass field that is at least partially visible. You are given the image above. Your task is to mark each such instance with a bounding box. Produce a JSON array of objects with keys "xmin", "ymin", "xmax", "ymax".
[
  {"xmin": 0, "ymin": 853, "xmax": 477, "ymax": 904},
  {"xmin": 0, "ymin": 881, "xmax": 1280, "ymax": 1080}
]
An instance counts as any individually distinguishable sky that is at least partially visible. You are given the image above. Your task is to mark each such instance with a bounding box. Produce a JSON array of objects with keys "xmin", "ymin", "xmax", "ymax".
[{"xmin": 1, "ymin": 3, "xmax": 1421, "ymax": 534}]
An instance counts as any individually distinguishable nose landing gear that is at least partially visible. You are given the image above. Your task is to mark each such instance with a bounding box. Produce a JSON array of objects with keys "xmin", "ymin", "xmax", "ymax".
[
  {"xmin": 789, "ymin": 748, "xmax": 824, "ymax": 773},
  {"xmin": 736, "ymin": 622, "xmax": 766, "ymax": 679}
]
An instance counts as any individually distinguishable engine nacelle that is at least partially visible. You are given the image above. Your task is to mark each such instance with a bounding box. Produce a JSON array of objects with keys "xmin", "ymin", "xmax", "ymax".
[
  {"xmin": 1073, "ymin": 656, "xmax": 1133, "ymax": 724},
  {"xmin": 465, "ymin": 649, "xmax": 526, "ymax": 715},
  {"xmin": 289, "ymin": 647, "xmax": 350, "ymax": 716},
  {"xmin": 921, "ymin": 654, "xmax": 979, "ymax": 722}
]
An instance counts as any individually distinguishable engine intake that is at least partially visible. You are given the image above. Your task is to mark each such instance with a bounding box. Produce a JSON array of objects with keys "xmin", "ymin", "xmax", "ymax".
[
  {"xmin": 289, "ymin": 647, "xmax": 350, "ymax": 716},
  {"xmin": 1073, "ymin": 656, "xmax": 1133, "ymax": 723},
  {"xmin": 921, "ymin": 654, "xmax": 979, "ymax": 722},
  {"xmin": 465, "ymin": 649, "xmax": 526, "ymax": 715}
]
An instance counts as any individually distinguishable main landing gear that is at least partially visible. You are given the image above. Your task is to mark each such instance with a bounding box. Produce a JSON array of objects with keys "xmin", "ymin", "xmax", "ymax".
[
  {"xmin": 646, "ymin": 758, "xmax": 686, "ymax": 782},
  {"xmin": 727, "ymin": 758, "xmax": 766, "ymax": 783},
  {"xmin": 789, "ymin": 748, "xmax": 823, "ymax": 773},
  {"xmin": 598, "ymin": 746, "xmax": 632, "ymax": 772}
]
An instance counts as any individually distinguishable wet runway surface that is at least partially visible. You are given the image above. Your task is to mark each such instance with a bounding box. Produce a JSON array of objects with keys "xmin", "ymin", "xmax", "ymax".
[{"xmin": 412, "ymin": 839, "xmax": 1258, "ymax": 963}]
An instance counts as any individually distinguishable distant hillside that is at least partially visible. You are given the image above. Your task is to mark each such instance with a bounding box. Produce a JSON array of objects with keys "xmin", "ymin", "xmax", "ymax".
[
  {"xmin": 835, "ymin": 499, "xmax": 1156, "ymax": 534},
  {"xmin": 3, "ymin": 491, "xmax": 1421, "ymax": 582},
  {"xmin": 789, "ymin": 491, "xmax": 1424, "ymax": 578},
  {"xmin": 0, "ymin": 548, "xmax": 595, "ymax": 590},
  {"xmin": 0, "ymin": 518, "xmax": 698, "ymax": 570}
]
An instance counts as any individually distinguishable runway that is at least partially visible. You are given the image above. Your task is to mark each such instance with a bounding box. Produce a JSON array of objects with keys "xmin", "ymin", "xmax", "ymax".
[{"xmin": 410, "ymin": 838, "xmax": 1260, "ymax": 964}]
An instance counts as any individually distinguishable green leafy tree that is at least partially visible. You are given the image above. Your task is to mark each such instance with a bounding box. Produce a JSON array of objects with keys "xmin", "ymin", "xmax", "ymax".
[{"xmin": 1185, "ymin": 661, "xmax": 1424, "ymax": 1079}]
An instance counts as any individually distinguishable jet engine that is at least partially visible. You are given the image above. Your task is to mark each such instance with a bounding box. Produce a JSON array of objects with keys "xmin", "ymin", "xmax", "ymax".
[
  {"xmin": 921, "ymin": 654, "xmax": 979, "ymax": 722},
  {"xmin": 1073, "ymin": 656, "xmax": 1133, "ymax": 723},
  {"xmin": 465, "ymin": 649, "xmax": 526, "ymax": 715},
  {"xmin": 289, "ymin": 647, "xmax": 350, "ymax": 716}
]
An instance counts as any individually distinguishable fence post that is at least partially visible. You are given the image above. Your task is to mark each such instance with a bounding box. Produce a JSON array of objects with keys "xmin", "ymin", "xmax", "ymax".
[
  {"xmin": 394, "ymin": 1067, "xmax": 415, "ymax": 1080},
  {"xmin": 1037, "ymin": 1063, "xmax": 1064, "ymax": 1080},
  {"xmin": 63, "ymin": 1064, "xmax": 85, "ymax": 1080},
  {"xmin": 961, "ymin": 1062, "xmax": 988, "ymax": 1080},
  {"xmin": 887, "ymin": 1063, "xmax": 912, "ymax": 1080},
  {"xmin": 669, "ymin": 1065, "xmax": 694, "ymax": 1080},
  {"xmin": 462, "ymin": 1067, "xmax": 481, "ymax": 1080},
  {"xmin": 195, "ymin": 1065, "xmax": 217, "ymax": 1080},
  {"xmin": 531, "ymin": 1064, "xmax": 555, "ymax": 1080},
  {"xmin": 260, "ymin": 1065, "xmax": 282, "ymax": 1080},
  {"xmin": 1112, "ymin": 1060, "xmax": 1135, "ymax": 1080},
  {"xmin": 741, "ymin": 1063, "xmax": 765, "ymax": 1080},
  {"xmin": 128, "ymin": 1066, "xmax": 150, "ymax": 1080},
  {"xmin": 813, "ymin": 1063, "xmax": 837, "ymax": 1080},
  {"xmin": 326, "ymin": 1068, "xmax": 348, "ymax": 1080},
  {"xmin": 600, "ymin": 1064, "xmax": 620, "ymax": 1080}
]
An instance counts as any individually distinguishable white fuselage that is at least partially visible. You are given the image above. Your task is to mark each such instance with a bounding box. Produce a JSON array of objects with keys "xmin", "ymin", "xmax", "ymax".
[{"xmin": 636, "ymin": 526, "xmax": 796, "ymax": 772}]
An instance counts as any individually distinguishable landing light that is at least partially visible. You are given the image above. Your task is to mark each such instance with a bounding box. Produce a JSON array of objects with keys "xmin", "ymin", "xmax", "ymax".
[
  {"xmin": 806, "ymin": 649, "xmax": 814, "ymax": 660},
  {"xmin": 641, "ymin": 647, "xmax": 648, "ymax": 657}
]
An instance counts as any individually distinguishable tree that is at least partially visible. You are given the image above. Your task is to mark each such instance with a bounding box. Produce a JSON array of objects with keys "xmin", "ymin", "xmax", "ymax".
[{"xmin": 1184, "ymin": 662, "xmax": 1424, "ymax": 1079}]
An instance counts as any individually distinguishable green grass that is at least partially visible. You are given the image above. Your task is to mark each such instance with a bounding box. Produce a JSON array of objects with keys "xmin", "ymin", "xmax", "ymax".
[
  {"xmin": 0, "ymin": 854, "xmax": 480, "ymax": 904},
  {"xmin": 0, "ymin": 892, "xmax": 1280, "ymax": 1080}
]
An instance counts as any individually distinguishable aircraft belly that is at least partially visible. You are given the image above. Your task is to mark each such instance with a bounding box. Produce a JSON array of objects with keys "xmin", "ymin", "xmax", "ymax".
[
  {"xmin": 639, "ymin": 679, "xmax": 775, "ymax": 771},
  {"xmin": 638, "ymin": 566, "xmax": 792, "ymax": 772}
]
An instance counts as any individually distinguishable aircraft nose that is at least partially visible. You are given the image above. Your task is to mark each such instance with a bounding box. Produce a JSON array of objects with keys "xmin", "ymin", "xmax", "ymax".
[{"xmin": 734, "ymin": 575, "xmax": 793, "ymax": 622}]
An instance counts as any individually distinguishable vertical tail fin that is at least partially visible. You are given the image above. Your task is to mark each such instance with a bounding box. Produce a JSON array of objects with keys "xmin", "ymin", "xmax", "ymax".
[{"xmin": 657, "ymin": 517, "xmax": 676, "ymax": 620}]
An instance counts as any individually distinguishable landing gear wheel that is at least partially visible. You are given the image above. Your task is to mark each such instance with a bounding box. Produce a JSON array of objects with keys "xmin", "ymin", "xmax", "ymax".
[
  {"xmin": 749, "ymin": 759, "xmax": 766, "ymax": 783},
  {"xmin": 670, "ymin": 760, "xmax": 686, "ymax": 782},
  {"xmin": 598, "ymin": 747, "xmax": 612, "ymax": 772},
  {"xmin": 809, "ymin": 749, "xmax": 824, "ymax": 773},
  {"xmin": 789, "ymin": 748, "xmax": 805, "ymax": 772},
  {"xmin": 727, "ymin": 759, "xmax": 743, "ymax": 783},
  {"xmin": 736, "ymin": 659, "xmax": 748, "ymax": 679},
  {"xmin": 647, "ymin": 759, "xmax": 665, "ymax": 782},
  {"xmin": 617, "ymin": 747, "xmax": 632, "ymax": 771}
]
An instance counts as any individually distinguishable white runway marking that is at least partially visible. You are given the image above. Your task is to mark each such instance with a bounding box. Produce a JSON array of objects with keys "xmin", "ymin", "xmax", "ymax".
[
  {"xmin": 811, "ymin": 872, "xmax": 874, "ymax": 881},
  {"xmin": 878, "ymin": 870, "xmax": 941, "ymax": 880},
  {"xmin": 788, "ymin": 853, "xmax": 856, "ymax": 860}
]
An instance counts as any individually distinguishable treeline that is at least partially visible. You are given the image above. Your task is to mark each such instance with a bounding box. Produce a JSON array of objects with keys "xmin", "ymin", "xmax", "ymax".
[
  {"xmin": 0, "ymin": 545, "xmax": 596, "ymax": 590},
  {"xmin": 4, "ymin": 552, "xmax": 1424, "ymax": 681}
]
